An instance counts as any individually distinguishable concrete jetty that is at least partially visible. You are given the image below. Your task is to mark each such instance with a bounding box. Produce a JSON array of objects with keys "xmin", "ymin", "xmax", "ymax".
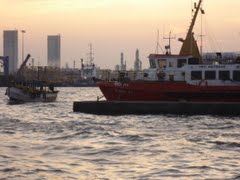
[{"xmin": 73, "ymin": 101, "xmax": 240, "ymax": 115}]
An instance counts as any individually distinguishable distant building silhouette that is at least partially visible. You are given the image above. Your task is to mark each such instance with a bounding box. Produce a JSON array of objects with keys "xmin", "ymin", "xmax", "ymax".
[
  {"xmin": 115, "ymin": 52, "xmax": 126, "ymax": 71},
  {"xmin": 47, "ymin": 35, "xmax": 61, "ymax": 68},
  {"xmin": 134, "ymin": 49, "xmax": 142, "ymax": 71},
  {"xmin": 3, "ymin": 30, "xmax": 18, "ymax": 74},
  {"xmin": 120, "ymin": 52, "xmax": 127, "ymax": 71}
]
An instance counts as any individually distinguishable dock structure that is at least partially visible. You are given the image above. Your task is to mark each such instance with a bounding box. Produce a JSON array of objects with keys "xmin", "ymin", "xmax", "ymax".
[{"xmin": 73, "ymin": 101, "xmax": 240, "ymax": 116}]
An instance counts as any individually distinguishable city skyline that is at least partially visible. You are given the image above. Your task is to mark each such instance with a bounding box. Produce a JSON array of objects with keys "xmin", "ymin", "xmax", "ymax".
[{"xmin": 0, "ymin": 0, "xmax": 240, "ymax": 69}]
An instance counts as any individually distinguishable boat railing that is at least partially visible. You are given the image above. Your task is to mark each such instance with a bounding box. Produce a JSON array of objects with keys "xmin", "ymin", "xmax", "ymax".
[{"xmin": 107, "ymin": 70, "xmax": 159, "ymax": 82}]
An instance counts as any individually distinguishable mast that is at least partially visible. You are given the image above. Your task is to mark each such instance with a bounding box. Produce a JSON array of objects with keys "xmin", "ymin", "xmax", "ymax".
[
  {"xmin": 179, "ymin": 0, "xmax": 203, "ymax": 63},
  {"xmin": 200, "ymin": 4, "xmax": 205, "ymax": 57},
  {"xmin": 155, "ymin": 29, "xmax": 164, "ymax": 54},
  {"xmin": 164, "ymin": 31, "xmax": 176, "ymax": 55}
]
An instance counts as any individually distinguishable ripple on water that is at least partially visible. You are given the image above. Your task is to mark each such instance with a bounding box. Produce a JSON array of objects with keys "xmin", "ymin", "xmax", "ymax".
[
  {"xmin": 209, "ymin": 140, "xmax": 240, "ymax": 149},
  {"xmin": 0, "ymin": 88, "xmax": 240, "ymax": 179}
]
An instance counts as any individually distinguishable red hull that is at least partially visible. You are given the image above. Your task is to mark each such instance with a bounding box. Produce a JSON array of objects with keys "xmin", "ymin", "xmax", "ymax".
[{"xmin": 97, "ymin": 81, "xmax": 240, "ymax": 102}]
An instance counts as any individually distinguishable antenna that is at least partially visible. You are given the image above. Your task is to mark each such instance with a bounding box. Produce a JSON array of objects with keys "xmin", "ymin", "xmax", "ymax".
[
  {"xmin": 155, "ymin": 29, "xmax": 164, "ymax": 54},
  {"xmin": 199, "ymin": 3, "xmax": 205, "ymax": 56},
  {"xmin": 191, "ymin": 0, "xmax": 194, "ymax": 19},
  {"xmin": 163, "ymin": 31, "xmax": 176, "ymax": 54},
  {"xmin": 239, "ymin": 32, "xmax": 240, "ymax": 53}
]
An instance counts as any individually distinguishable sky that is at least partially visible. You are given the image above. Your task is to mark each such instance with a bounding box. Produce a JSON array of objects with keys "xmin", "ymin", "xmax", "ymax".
[{"xmin": 0, "ymin": 0, "xmax": 240, "ymax": 69}]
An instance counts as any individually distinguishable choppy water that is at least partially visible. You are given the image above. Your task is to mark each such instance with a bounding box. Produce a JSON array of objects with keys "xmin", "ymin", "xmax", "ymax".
[{"xmin": 0, "ymin": 87, "xmax": 240, "ymax": 179}]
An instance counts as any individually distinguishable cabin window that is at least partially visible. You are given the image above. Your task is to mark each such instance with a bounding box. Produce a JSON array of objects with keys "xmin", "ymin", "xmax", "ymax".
[
  {"xmin": 149, "ymin": 59, "xmax": 157, "ymax": 68},
  {"xmin": 169, "ymin": 62, "xmax": 174, "ymax": 68},
  {"xmin": 177, "ymin": 59, "xmax": 187, "ymax": 68},
  {"xmin": 157, "ymin": 59, "xmax": 167, "ymax": 69},
  {"xmin": 191, "ymin": 71, "xmax": 202, "ymax": 80},
  {"xmin": 233, "ymin": 71, "xmax": 240, "ymax": 81},
  {"xmin": 219, "ymin": 71, "xmax": 230, "ymax": 80},
  {"xmin": 205, "ymin": 71, "xmax": 216, "ymax": 80},
  {"xmin": 144, "ymin": 73, "xmax": 148, "ymax": 77},
  {"xmin": 188, "ymin": 58, "xmax": 199, "ymax": 65}
]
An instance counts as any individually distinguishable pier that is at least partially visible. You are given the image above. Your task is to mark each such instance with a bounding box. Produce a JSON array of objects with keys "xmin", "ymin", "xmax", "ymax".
[{"xmin": 73, "ymin": 101, "xmax": 240, "ymax": 115}]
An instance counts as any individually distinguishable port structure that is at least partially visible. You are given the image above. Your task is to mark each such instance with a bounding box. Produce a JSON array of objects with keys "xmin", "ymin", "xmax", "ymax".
[{"xmin": 0, "ymin": 56, "xmax": 9, "ymax": 76}]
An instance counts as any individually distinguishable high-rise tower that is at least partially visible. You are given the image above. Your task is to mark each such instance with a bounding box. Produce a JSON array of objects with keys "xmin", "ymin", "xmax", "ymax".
[
  {"xmin": 47, "ymin": 35, "xmax": 61, "ymax": 68},
  {"xmin": 3, "ymin": 30, "xmax": 18, "ymax": 74}
]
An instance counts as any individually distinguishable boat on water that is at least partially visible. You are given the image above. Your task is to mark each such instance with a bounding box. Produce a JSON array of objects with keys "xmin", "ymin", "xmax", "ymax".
[
  {"xmin": 6, "ymin": 80, "xmax": 58, "ymax": 103},
  {"xmin": 97, "ymin": 0, "xmax": 240, "ymax": 103},
  {"xmin": 76, "ymin": 44, "xmax": 101, "ymax": 87},
  {"xmin": 78, "ymin": 58, "xmax": 98, "ymax": 86},
  {"xmin": 5, "ymin": 54, "xmax": 59, "ymax": 103}
]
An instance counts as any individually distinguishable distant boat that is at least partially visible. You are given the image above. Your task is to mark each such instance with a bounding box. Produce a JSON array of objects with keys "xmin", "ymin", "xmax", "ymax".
[
  {"xmin": 6, "ymin": 80, "xmax": 58, "ymax": 103},
  {"xmin": 5, "ymin": 54, "xmax": 59, "ymax": 103},
  {"xmin": 74, "ymin": 44, "xmax": 101, "ymax": 87}
]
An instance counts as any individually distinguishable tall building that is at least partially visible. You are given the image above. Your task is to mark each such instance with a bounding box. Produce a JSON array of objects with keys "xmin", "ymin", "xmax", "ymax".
[
  {"xmin": 47, "ymin": 35, "xmax": 61, "ymax": 68},
  {"xmin": 3, "ymin": 30, "xmax": 18, "ymax": 74}
]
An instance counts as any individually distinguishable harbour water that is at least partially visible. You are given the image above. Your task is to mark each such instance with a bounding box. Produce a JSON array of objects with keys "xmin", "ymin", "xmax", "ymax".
[{"xmin": 0, "ymin": 87, "xmax": 240, "ymax": 179}]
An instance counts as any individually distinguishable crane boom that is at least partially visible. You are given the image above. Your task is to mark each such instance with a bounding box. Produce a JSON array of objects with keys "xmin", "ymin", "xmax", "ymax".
[
  {"xmin": 179, "ymin": 0, "xmax": 203, "ymax": 63},
  {"xmin": 17, "ymin": 54, "xmax": 31, "ymax": 77}
]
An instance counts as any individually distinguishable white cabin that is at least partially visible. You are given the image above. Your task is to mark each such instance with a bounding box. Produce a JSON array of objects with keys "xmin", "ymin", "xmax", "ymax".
[{"xmin": 136, "ymin": 54, "xmax": 240, "ymax": 86}]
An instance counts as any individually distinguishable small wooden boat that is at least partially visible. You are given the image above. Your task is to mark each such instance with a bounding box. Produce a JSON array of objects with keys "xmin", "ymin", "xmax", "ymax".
[
  {"xmin": 5, "ymin": 54, "xmax": 59, "ymax": 103},
  {"xmin": 6, "ymin": 80, "xmax": 59, "ymax": 103}
]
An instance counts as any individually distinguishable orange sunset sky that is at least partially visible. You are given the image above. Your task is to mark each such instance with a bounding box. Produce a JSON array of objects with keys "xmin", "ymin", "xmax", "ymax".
[{"xmin": 0, "ymin": 0, "xmax": 240, "ymax": 69}]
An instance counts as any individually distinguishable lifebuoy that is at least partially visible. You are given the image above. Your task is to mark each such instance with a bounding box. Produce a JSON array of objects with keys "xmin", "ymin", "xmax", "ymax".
[{"xmin": 199, "ymin": 79, "xmax": 208, "ymax": 86}]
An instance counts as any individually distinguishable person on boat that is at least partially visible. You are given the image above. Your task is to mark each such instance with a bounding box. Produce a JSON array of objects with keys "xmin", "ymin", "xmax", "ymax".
[{"xmin": 49, "ymin": 84, "xmax": 54, "ymax": 92}]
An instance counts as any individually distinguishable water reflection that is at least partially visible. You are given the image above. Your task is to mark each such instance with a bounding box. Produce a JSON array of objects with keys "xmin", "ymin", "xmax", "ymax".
[{"xmin": 0, "ymin": 87, "xmax": 239, "ymax": 179}]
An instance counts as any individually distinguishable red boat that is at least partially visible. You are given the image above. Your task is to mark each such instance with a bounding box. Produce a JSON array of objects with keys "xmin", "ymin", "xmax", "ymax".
[{"xmin": 97, "ymin": 0, "xmax": 240, "ymax": 102}]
